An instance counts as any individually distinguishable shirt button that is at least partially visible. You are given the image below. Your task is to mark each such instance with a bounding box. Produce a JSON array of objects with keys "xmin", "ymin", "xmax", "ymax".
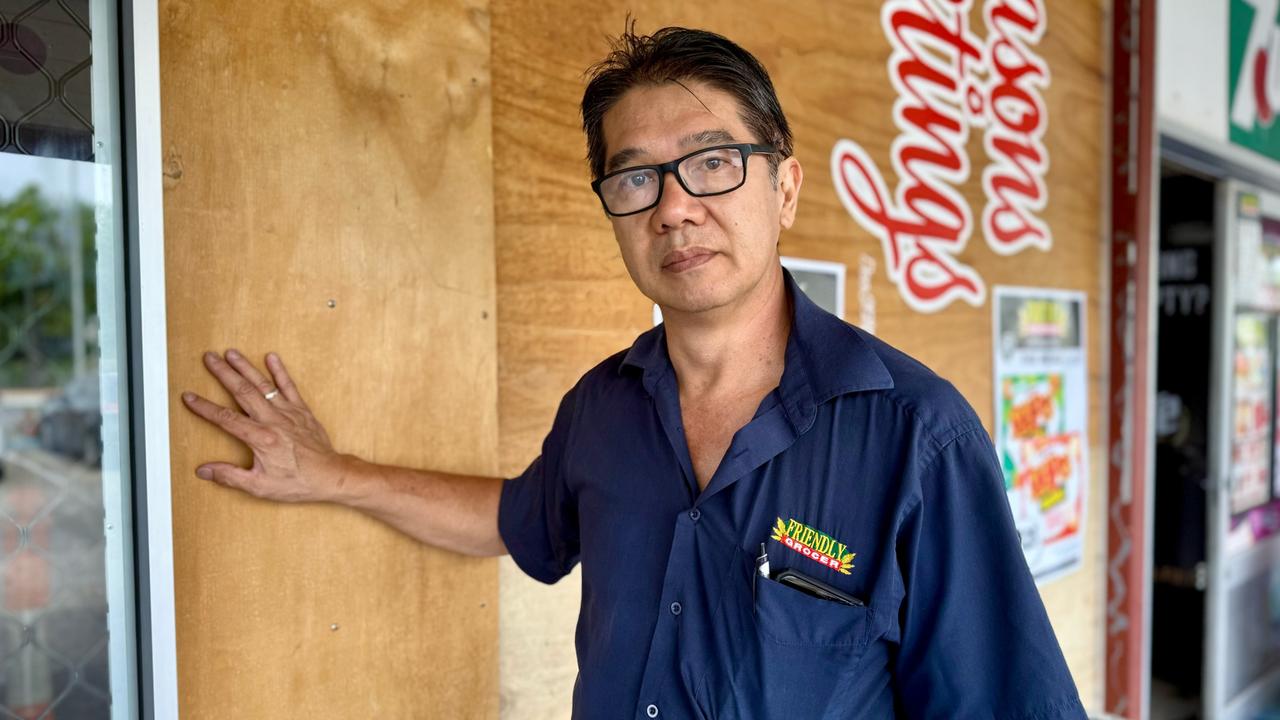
[
  {"xmin": 646, "ymin": 704, "xmax": 659, "ymax": 718},
  {"xmin": 669, "ymin": 601, "xmax": 682, "ymax": 616},
  {"xmin": 688, "ymin": 508, "xmax": 700, "ymax": 522}
]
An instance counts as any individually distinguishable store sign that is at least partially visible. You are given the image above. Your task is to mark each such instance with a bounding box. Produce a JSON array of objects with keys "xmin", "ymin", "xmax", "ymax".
[
  {"xmin": 1229, "ymin": 0, "xmax": 1280, "ymax": 161},
  {"xmin": 831, "ymin": 0, "xmax": 1050, "ymax": 313}
]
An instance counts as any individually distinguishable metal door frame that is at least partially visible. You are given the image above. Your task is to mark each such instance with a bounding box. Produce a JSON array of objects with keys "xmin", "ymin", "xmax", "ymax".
[{"xmin": 119, "ymin": 0, "xmax": 179, "ymax": 717}]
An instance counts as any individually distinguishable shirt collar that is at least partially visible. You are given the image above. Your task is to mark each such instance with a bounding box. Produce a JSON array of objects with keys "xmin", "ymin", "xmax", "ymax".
[{"xmin": 620, "ymin": 268, "xmax": 894, "ymax": 432}]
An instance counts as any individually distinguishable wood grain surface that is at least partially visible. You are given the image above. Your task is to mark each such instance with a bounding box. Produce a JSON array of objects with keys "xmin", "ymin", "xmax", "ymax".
[
  {"xmin": 492, "ymin": 1, "xmax": 1108, "ymax": 716},
  {"xmin": 160, "ymin": 0, "xmax": 499, "ymax": 716}
]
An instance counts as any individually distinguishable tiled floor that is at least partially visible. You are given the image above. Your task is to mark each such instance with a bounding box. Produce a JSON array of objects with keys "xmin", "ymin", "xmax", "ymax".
[{"xmin": 1149, "ymin": 678, "xmax": 1199, "ymax": 720}]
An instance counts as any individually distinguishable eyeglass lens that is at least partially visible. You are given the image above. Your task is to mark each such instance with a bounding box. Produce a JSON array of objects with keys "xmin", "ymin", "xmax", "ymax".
[{"xmin": 600, "ymin": 146, "xmax": 748, "ymax": 215}]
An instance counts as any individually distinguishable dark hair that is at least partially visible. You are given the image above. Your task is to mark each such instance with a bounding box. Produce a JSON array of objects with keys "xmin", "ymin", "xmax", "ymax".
[{"xmin": 581, "ymin": 24, "xmax": 793, "ymax": 181}]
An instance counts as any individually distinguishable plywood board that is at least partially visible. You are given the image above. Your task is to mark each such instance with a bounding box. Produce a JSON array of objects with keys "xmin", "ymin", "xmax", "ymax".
[
  {"xmin": 493, "ymin": 1, "xmax": 1107, "ymax": 715},
  {"xmin": 160, "ymin": 0, "xmax": 499, "ymax": 717}
]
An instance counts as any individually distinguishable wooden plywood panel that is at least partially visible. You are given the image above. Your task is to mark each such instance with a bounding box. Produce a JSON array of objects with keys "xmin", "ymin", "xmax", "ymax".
[
  {"xmin": 493, "ymin": 1, "xmax": 1107, "ymax": 716},
  {"xmin": 160, "ymin": 1, "xmax": 498, "ymax": 717}
]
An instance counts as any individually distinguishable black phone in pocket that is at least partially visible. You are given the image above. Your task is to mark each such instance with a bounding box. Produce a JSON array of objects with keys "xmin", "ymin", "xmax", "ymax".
[{"xmin": 773, "ymin": 568, "xmax": 865, "ymax": 607}]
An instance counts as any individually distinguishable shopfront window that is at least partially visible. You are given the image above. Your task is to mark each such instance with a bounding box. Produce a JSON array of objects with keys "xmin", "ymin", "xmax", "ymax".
[{"xmin": 0, "ymin": 0, "xmax": 135, "ymax": 717}]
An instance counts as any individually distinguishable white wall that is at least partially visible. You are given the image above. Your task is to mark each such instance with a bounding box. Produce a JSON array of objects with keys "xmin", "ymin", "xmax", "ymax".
[{"xmin": 1157, "ymin": 0, "xmax": 1229, "ymax": 141}]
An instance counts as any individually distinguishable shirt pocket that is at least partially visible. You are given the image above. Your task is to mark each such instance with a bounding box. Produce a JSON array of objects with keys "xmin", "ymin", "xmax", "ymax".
[
  {"xmin": 753, "ymin": 570, "xmax": 871, "ymax": 649},
  {"xmin": 695, "ymin": 549, "xmax": 876, "ymax": 720}
]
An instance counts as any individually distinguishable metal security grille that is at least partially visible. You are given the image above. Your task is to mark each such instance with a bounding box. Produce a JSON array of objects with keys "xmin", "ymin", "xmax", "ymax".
[
  {"xmin": 0, "ymin": 450, "xmax": 110, "ymax": 720},
  {"xmin": 0, "ymin": 0, "xmax": 94, "ymax": 161}
]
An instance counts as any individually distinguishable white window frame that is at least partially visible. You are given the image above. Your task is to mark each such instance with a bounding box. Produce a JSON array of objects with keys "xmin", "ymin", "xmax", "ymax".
[{"xmin": 120, "ymin": 0, "xmax": 179, "ymax": 716}]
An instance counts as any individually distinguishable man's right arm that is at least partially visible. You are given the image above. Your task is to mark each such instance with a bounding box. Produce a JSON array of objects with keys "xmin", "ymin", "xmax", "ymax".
[
  {"xmin": 330, "ymin": 455, "xmax": 507, "ymax": 557},
  {"xmin": 181, "ymin": 349, "xmax": 508, "ymax": 558}
]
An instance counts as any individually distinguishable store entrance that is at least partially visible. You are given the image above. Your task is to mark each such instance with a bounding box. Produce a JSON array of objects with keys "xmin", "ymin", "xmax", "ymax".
[
  {"xmin": 1150, "ymin": 168, "xmax": 1216, "ymax": 720},
  {"xmin": 1153, "ymin": 165, "xmax": 1280, "ymax": 718}
]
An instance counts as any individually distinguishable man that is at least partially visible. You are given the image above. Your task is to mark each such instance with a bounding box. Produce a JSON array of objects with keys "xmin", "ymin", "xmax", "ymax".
[{"xmin": 183, "ymin": 26, "xmax": 1086, "ymax": 719}]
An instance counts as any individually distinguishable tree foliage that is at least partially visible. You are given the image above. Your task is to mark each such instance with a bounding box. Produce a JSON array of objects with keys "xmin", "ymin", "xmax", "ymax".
[{"xmin": 0, "ymin": 184, "xmax": 96, "ymax": 387}]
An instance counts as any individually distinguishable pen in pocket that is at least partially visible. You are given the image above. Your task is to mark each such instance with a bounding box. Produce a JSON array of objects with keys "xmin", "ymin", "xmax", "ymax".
[{"xmin": 753, "ymin": 542, "xmax": 770, "ymax": 606}]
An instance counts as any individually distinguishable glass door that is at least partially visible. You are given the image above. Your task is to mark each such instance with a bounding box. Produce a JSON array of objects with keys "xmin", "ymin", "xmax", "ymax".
[
  {"xmin": 1208, "ymin": 183, "xmax": 1280, "ymax": 719},
  {"xmin": 0, "ymin": 0, "xmax": 137, "ymax": 717}
]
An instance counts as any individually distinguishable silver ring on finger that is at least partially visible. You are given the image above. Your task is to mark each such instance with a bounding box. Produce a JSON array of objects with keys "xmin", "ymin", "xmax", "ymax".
[{"xmin": 264, "ymin": 388, "xmax": 280, "ymax": 401}]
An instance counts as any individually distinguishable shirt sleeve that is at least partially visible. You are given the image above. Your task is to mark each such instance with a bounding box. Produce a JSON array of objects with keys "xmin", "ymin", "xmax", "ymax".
[
  {"xmin": 893, "ymin": 427, "xmax": 1087, "ymax": 720},
  {"xmin": 498, "ymin": 385, "xmax": 581, "ymax": 585}
]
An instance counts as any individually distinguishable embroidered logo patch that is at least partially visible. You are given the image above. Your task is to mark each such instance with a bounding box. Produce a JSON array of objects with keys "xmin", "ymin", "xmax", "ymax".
[{"xmin": 771, "ymin": 517, "xmax": 856, "ymax": 574}]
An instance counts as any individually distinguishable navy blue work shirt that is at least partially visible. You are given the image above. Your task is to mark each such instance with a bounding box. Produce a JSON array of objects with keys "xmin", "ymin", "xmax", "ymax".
[{"xmin": 499, "ymin": 271, "xmax": 1087, "ymax": 719}]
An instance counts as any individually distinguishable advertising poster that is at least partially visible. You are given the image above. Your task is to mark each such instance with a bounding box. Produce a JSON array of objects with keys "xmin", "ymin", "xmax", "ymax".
[
  {"xmin": 1233, "ymin": 192, "xmax": 1280, "ymax": 312},
  {"xmin": 1231, "ymin": 313, "xmax": 1273, "ymax": 515},
  {"xmin": 994, "ymin": 287, "xmax": 1088, "ymax": 584}
]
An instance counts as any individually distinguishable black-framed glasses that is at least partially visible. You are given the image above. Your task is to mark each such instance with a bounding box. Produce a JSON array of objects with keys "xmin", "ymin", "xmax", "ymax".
[{"xmin": 591, "ymin": 143, "xmax": 777, "ymax": 217}]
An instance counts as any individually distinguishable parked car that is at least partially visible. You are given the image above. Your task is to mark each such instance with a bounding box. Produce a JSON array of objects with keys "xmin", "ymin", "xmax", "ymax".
[{"xmin": 36, "ymin": 375, "xmax": 102, "ymax": 467}]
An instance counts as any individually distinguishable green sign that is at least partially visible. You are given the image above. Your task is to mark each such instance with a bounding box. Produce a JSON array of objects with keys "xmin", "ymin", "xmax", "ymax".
[{"xmin": 1230, "ymin": 0, "xmax": 1280, "ymax": 160}]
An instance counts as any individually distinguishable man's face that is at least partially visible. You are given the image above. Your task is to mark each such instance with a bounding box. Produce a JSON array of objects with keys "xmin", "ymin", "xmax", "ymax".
[{"xmin": 599, "ymin": 80, "xmax": 802, "ymax": 316}]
